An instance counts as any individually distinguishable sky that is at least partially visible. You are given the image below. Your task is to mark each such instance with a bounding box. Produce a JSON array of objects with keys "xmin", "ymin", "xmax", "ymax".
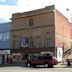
[{"xmin": 0, "ymin": 0, "xmax": 72, "ymax": 23}]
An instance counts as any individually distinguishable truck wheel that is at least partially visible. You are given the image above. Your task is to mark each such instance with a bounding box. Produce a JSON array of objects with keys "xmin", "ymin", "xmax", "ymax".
[
  {"xmin": 32, "ymin": 65, "xmax": 36, "ymax": 67},
  {"xmin": 49, "ymin": 65, "xmax": 53, "ymax": 68},
  {"xmin": 26, "ymin": 63, "xmax": 31, "ymax": 67},
  {"xmin": 44, "ymin": 63, "xmax": 48, "ymax": 68}
]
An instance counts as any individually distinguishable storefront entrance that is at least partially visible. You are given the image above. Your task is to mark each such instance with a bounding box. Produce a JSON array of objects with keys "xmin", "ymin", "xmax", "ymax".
[{"xmin": 0, "ymin": 50, "xmax": 11, "ymax": 64}]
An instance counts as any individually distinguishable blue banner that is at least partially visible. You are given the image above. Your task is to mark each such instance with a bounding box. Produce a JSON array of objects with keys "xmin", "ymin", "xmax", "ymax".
[{"xmin": 21, "ymin": 37, "xmax": 29, "ymax": 47}]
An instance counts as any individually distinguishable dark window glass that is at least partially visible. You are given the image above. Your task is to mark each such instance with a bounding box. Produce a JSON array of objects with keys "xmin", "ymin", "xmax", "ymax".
[
  {"xmin": 31, "ymin": 55, "xmax": 38, "ymax": 60},
  {"xmin": 29, "ymin": 18, "xmax": 33, "ymax": 27},
  {"xmin": 12, "ymin": 55, "xmax": 16, "ymax": 59},
  {"xmin": 47, "ymin": 39, "xmax": 54, "ymax": 47},
  {"xmin": 29, "ymin": 37, "xmax": 34, "ymax": 48}
]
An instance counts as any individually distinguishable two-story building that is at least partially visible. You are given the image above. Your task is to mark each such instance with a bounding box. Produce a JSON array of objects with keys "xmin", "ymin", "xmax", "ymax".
[
  {"xmin": 0, "ymin": 22, "xmax": 12, "ymax": 64},
  {"xmin": 11, "ymin": 5, "xmax": 71, "ymax": 63}
]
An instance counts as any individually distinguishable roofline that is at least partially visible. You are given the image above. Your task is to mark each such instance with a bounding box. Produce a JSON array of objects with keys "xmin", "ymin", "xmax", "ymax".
[
  {"xmin": 56, "ymin": 10, "xmax": 69, "ymax": 21},
  {"xmin": 11, "ymin": 5, "xmax": 55, "ymax": 20},
  {"xmin": 0, "ymin": 22, "xmax": 11, "ymax": 25}
]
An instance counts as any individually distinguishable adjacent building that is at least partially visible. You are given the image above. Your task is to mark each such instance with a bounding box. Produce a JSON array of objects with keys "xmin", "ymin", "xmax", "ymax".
[
  {"xmin": 0, "ymin": 22, "xmax": 12, "ymax": 64},
  {"xmin": 11, "ymin": 5, "xmax": 71, "ymax": 62}
]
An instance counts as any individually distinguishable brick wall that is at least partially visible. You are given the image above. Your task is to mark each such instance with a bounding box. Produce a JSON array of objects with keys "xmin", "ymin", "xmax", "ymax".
[{"xmin": 12, "ymin": 10, "xmax": 55, "ymax": 52}]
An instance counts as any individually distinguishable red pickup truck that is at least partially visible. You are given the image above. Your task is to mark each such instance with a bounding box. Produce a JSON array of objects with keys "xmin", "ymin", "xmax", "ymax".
[{"xmin": 25, "ymin": 54, "xmax": 58, "ymax": 68}]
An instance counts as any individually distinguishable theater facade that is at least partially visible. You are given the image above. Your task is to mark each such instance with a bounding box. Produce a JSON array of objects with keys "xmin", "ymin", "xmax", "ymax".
[{"xmin": 11, "ymin": 5, "xmax": 72, "ymax": 63}]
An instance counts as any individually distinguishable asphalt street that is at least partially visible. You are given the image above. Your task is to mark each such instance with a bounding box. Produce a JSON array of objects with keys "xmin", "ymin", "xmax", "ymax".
[{"xmin": 0, "ymin": 65, "xmax": 72, "ymax": 72}]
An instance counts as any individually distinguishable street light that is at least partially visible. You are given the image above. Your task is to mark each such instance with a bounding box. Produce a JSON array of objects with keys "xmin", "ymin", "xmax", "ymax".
[
  {"xmin": 66, "ymin": 8, "xmax": 72, "ymax": 59},
  {"xmin": 66, "ymin": 8, "xmax": 72, "ymax": 23}
]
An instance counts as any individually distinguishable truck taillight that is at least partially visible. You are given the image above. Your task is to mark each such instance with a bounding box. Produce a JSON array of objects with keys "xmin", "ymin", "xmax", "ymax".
[
  {"xmin": 52, "ymin": 59, "xmax": 54, "ymax": 64},
  {"xmin": 52, "ymin": 58, "xmax": 58, "ymax": 65}
]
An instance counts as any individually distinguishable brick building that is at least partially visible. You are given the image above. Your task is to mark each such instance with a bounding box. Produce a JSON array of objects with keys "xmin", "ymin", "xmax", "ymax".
[{"xmin": 11, "ymin": 5, "xmax": 71, "ymax": 62}]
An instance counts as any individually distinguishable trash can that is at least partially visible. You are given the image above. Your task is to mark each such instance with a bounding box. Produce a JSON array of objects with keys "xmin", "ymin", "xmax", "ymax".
[
  {"xmin": 67, "ymin": 60, "xmax": 71, "ymax": 66},
  {"xmin": 1, "ymin": 60, "xmax": 4, "ymax": 64},
  {"xmin": 0, "ymin": 60, "xmax": 2, "ymax": 64}
]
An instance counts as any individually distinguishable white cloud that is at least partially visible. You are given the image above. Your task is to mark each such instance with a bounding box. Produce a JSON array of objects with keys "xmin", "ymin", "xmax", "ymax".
[
  {"xmin": 17, "ymin": 0, "xmax": 54, "ymax": 12},
  {"xmin": 0, "ymin": 5, "xmax": 18, "ymax": 22},
  {"xmin": 17, "ymin": 0, "xmax": 72, "ymax": 22},
  {"xmin": 0, "ymin": 0, "xmax": 5, "ymax": 2},
  {"xmin": 0, "ymin": 0, "xmax": 72, "ymax": 23}
]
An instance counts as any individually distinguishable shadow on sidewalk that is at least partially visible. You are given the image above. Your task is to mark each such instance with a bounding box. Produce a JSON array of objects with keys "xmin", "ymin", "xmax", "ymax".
[{"xmin": 0, "ymin": 63, "xmax": 26, "ymax": 67}]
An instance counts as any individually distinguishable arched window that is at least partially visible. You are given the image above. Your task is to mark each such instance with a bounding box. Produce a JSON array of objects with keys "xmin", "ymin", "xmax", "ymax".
[
  {"xmin": 36, "ymin": 36, "xmax": 41, "ymax": 48},
  {"xmin": 29, "ymin": 18, "xmax": 33, "ymax": 27},
  {"xmin": 29, "ymin": 37, "xmax": 34, "ymax": 48}
]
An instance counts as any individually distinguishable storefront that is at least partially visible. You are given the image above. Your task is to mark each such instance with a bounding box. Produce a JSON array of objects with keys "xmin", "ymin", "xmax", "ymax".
[
  {"xmin": 11, "ymin": 47, "xmax": 54, "ymax": 63},
  {"xmin": 0, "ymin": 50, "xmax": 11, "ymax": 64}
]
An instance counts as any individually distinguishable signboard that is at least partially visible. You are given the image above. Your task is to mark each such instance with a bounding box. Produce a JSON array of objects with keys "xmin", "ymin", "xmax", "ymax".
[
  {"xmin": 41, "ymin": 52, "xmax": 53, "ymax": 55},
  {"xmin": 0, "ymin": 50, "xmax": 10, "ymax": 54},
  {"xmin": 57, "ymin": 47, "xmax": 63, "ymax": 62},
  {"xmin": 21, "ymin": 37, "xmax": 29, "ymax": 47}
]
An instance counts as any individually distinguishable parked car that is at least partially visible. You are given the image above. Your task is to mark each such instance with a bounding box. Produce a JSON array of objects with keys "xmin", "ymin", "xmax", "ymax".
[{"xmin": 25, "ymin": 54, "xmax": 58, "ymax": 68}]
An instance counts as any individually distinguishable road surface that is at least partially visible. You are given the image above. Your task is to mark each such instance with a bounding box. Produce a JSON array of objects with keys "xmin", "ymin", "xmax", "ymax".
[{"xmin": 0, "ymin": 66, "xmax": 72, "ymax": 72}]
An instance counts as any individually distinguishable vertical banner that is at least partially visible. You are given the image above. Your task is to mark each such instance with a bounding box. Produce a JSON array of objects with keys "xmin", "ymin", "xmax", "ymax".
[
  {"xmin": 21, "ymin": 37, "xmax": 29, "ymax": 47},
  {"xmin": 57, "ymin": 47, "xmax": 63, "ymax": 62}
]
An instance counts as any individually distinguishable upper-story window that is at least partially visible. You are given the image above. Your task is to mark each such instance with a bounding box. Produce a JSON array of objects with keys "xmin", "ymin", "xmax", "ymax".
[
  {"xmin": 46, "ymin": 39, "xmax": 54, "ymax": 47},
  {"xmin": 3, "ymin": 33, "xmax": 7, "ymax": 41},
  {"xmin": 3, "ymin": 32, "xmax": 9, "ymax": 41},
  {"xmin": 29, "ymin": 37, "xmax": 34, "ymax": 48},
  {"xmin": 36, "ymin": 36, "xmax": 41, "ymax": 48},
  {"xmin": 29, "ymin": 18, "xmax": 33, "ymax": 27},
  {"xmin": 0, "ymin": 33, "xmax": 3, "ymax": 40},
  {"xmin": 0, "ymin": 32, "xmax": 10, "ymax": 41},
  {"xmin": 6, "ymin": 32, "xmax": 9, "ymax": 40}
]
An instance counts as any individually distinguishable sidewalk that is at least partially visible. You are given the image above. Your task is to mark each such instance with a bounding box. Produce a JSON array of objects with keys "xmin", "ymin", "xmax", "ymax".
[{"xmin": 54, "ymin": 63, "xmax": 66, "ymax": 68}]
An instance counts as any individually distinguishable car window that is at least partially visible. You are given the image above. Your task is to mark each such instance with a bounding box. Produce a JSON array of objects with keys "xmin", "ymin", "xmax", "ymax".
[
  {"xmin": 31, "ymin": 55, "xmax": 38, "ymax": 60},
  {"xmin": 30, "ymin": 55, "xmax": 52, "ymax": 60},
  {"xmin": 44, "ymin": 56, "xmax": 52, "ymax": 60}
]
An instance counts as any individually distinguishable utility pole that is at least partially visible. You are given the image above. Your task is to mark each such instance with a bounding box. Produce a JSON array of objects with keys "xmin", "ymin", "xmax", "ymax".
[
  {"xmin": 66, "ymin": 8, "xmax": 72, "ymax": 54},
  {"xmin": 66, "ymin": 8, "xmax": 72, "ymax": 66},
  {"xmin": 66, "ymin": 8, "xmax": 72, "ymax": 23}
]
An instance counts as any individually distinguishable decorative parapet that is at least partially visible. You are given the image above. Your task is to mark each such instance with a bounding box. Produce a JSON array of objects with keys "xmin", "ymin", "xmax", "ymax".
[{"xmin": 11, "ymin": 5, "xmax": 55, "ymax": 20}]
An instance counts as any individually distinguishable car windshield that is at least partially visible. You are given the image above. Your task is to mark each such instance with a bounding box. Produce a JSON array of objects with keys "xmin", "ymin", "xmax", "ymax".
[
  {"xmin": 30, "ymin": 54, "xmax": 52, "ymax": 60},
  {"xmin": 30, "ymin": 55, "xmax": 38, "ymax": 60}
]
